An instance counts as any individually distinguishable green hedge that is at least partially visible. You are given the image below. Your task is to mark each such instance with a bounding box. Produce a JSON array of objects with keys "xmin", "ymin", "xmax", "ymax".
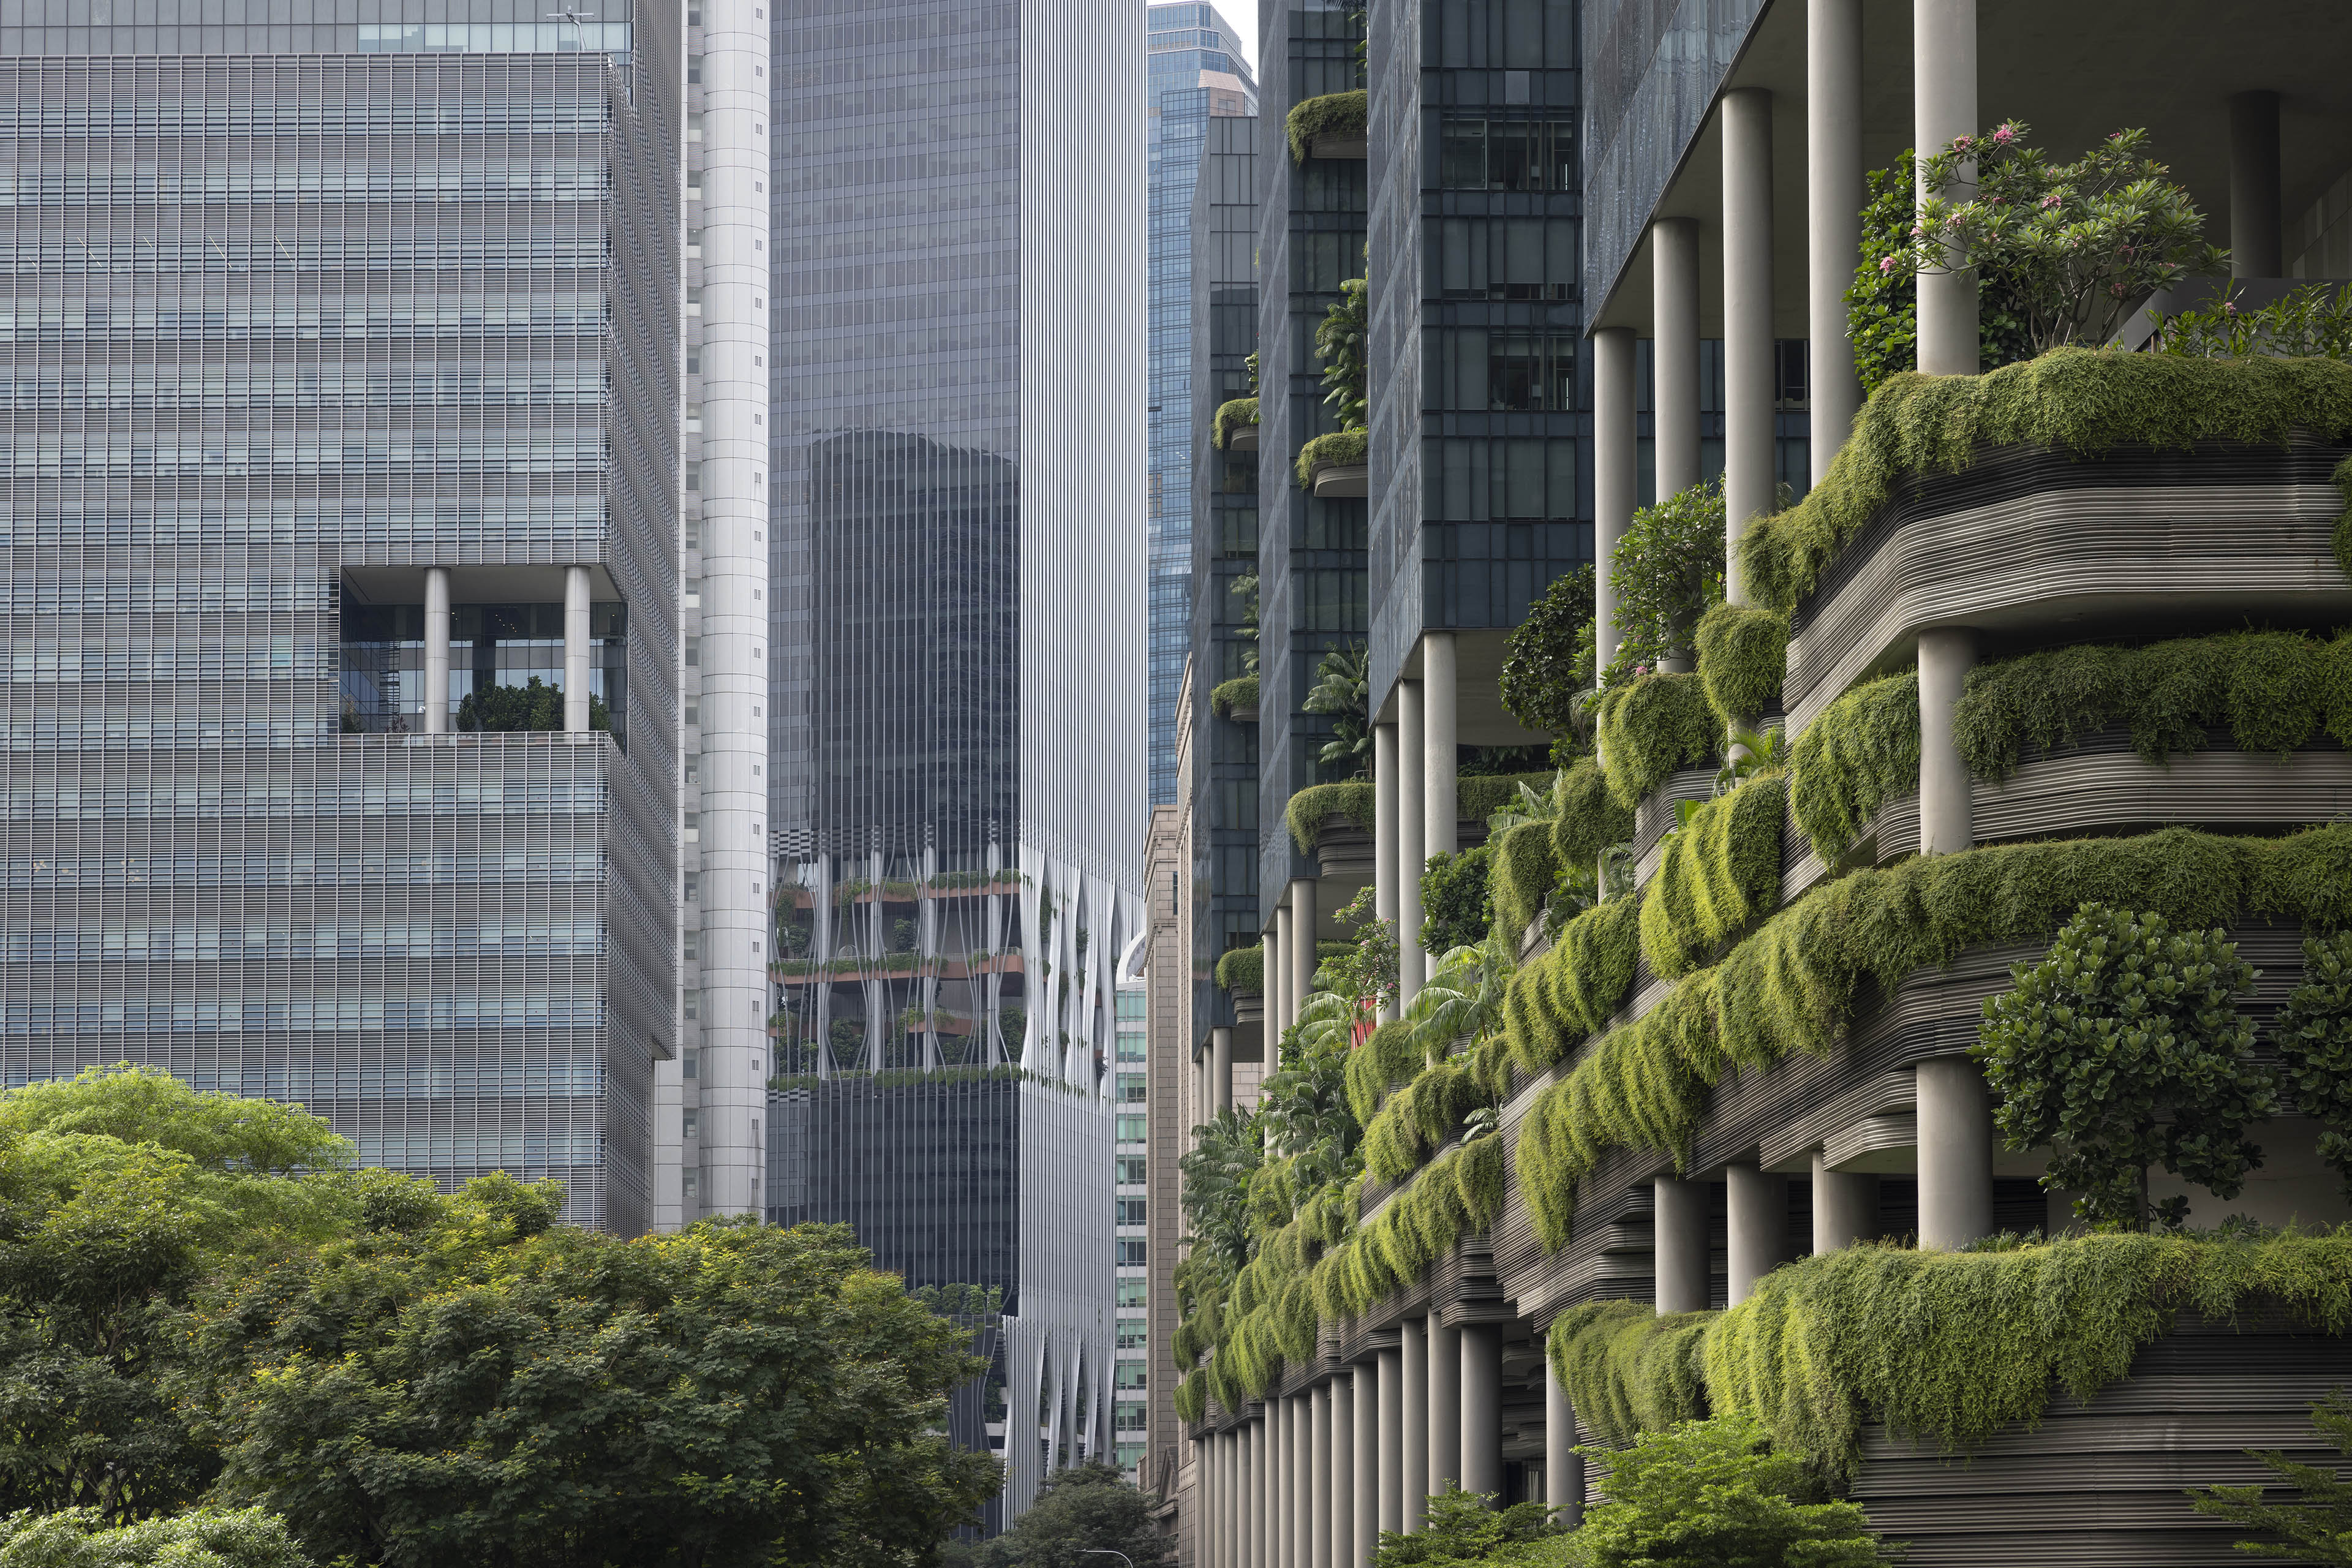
[
  {"xmin": 1361, "ymin": 1058, "xmax": 1487, "ymax": 1182},
  {"xmin": 1284, "ymin": 88, "xmax": 1368, "ymax": 162},
  {"xmin": 1501, "ymin": 892, "xmax": 1643, "ymax": 1079},
  {"xmin": 1344, "ymin": 1019, "xmax": 1422, "ymax": 1126},
  {"xmin": 1694, "ymin": 602, "xmax": 1791, "ymax": 728},
  {"xmin": 1787, "ymin": 671, "xmax": 1921, "ymax": 865},
  {"xmin": 1552, "ymin": 755, "xmax": 1635, "ymax": 869},
  {"xmin": 1210, "ymin": 674, "xmax": 1259, "ymax": 718},
  {"xmin": 1515, "ymin": 824, "xmax": 2352, "ymax": 1250},
  {"xmin": 1954, "ymin": 629, "xmax": 2352, "ymax": 778},
  {"xmin": 1213, "ymin": 396, "xmax": 1259, "ymax": 450},
  {"xmin": 1215, "ymin": 944, "xmax": 1264, "ymax": 995},
  {"xmin": 1284, "ymin": 780, "xmax": 1376, "ymax": 853},
  {"xmin": 1740, "ymin": 349, "xmax": 2352, "ymax": 616},
  {"xmin": 1548, "ymin": 1230, "xmax": 2352, "ymax": 1480},
  {"xmin": 1489, "ymin": 820, "xmax": 1559, "ymax": 942},
  {"xmin": 1637, "ymin": 774, "xmax": 1787, "ymax": 980},
  {"xmin": 1594, "ymin": 673, "xmax": 1719, "ymax": 810},
  {"xmin": 1295, "ymin": 428, "xmax": 1369, "ymax": 489}
]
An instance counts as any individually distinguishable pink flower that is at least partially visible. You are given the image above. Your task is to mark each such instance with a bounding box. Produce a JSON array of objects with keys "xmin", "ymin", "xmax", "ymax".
[
  {"xmin": 1879, "ymin": 255, "xmax": 1896, "ymax": 273},
  {"xmin": 1953, "ymin": 134, "xmax": 1974, "ymax": 151},
  {"xmin": 2040, "ymin": 193, "xmax": 2062, "ymax": 209},
  {"xmin": 1910, "ymin": 222, "xmax": 1926, "ymax": 238},
  {"xmin": 1992, "ymin": 123, "xmax": 2018, "ymax": 145}
]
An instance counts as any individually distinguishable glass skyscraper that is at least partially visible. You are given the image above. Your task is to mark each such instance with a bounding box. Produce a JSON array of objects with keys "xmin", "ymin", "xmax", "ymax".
[
  {"xmin": 761, "ymin": 0, "xmax": 1147, "ymax": 1523},
  {"xmin": 1148, "ymin": 3, "xmax": 1254, "ymax": 809},
  {"xmin": 0, "ymin": 10, "xmax": 683, "ymax": 1234}
]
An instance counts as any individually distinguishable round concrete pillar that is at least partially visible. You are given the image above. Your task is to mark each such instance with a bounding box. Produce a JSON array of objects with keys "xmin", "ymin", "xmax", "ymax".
[
  {"xmin": 1459, "ymin": 1324, "xmax": 1503, "ymax": 1501},
  {"xmin": 1913, "ymin": 0, "xmax": 1979, "ymax": 375},
  {"xmin": 1400, "ymin": 1319, "xmax": 1427, "ymax": 1531},
  {"xmin": 1918, "ymin": 1055, "xmax": 1996, "ymax": 1250},
  {"xmin": 1807, "ymin": 0, "xmax": 1864, "ymax": 476},
  {"xmin": 1722, "ymin": 86, "xmax": 1776, "ymax": 605},
  {"xmin": 1426, "ymin": 1314, "xmax": 1460, "ymax": 1494},
  {"xmin": 1917, "ymin": 627, "xmax": 1977, "ymax": 858},
  {"xmin": 1811, "ymin": 1149, "xmax": 1880, "ymax": 1253},
  {"xmin": 1653, "ymin": 217, "xmax": 1703, "ymax": 498},
  {"xmin": 1593, "ymin": 326, "xmax": 1638, "ymax": 680},
  {"xmin": 1725, "ymin": 1163, "xmax": 1786, "ymax": 1306},
  {"xmin": 1653, "ymin": 1176, "xmax": 1712, "ymax": 1314}
]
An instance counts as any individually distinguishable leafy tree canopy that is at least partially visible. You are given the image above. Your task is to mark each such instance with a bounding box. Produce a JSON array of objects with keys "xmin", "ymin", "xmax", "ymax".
[
  {"xmin": 948, "ymin": 1463, "xmax": 1165, "ymax": 1568},
  {"xmin": 1573, "ymin": 1416, "xmax": 1888, "ymax": 1568},
  {"xmin": 1303, "ymin": 644, "xmax": 1371, "ymax": 779},
  {"xmin": 0, "ymin": 1506, "xmax": 314, "ymax": 1568},
  {"xmin": 457, "ymin": 677, "xmax": 611, "ymax": 734},
  {"xmin": 1498, "ymin": 565, "xmax": 1594, "ymax": 742},
  {"xmin": 1374, "ymin": 1485, "xmax": 1561, "ymax": 1568}
]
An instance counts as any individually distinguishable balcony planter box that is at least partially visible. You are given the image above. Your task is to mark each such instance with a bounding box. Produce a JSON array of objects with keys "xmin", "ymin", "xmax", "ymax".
[
  {"xmin": 1209, "ymin": 675, "xmax": 1259, "ymax": 724},
  {"xmin": 1295, "ymin": 429, "xmax": 1369, "ymax": 496},
  {"xmin": 1285, "ymin": 90, "xmax": 1367, "ymax": 162},
  {"xmin": 1213, "ymin": 396, "xmax": 1259, "ymax": 452}
]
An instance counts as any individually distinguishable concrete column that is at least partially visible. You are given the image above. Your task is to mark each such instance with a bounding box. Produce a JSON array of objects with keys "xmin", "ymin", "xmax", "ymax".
[
  {"xmin": 1653, "ymin": 217, "xmax": 1702, "ymax": 499},
  {"xmin": 1269, "ymin": 913, "xmax": 1291, "ymax": 1042},
  {"xmin": 563, "ymin": 564, "xmax": 592, "ymax": 732},
  {"xmin": 1351, "ymin": 1363, "xmax": 1377, "ymax": 1568},
  {"xmin": 1290, "ymin": 876, "xmax": 1318, "ymax": 1020},
  {"xmin": 1212, "ymin": 1027, "xmax": 1234, "ymax": 1117},
  {"xmin": 1593, "ymin": 326, "xmax": 1638, "ymax": 679},
  {"xmin": 1245, "ymin": 1420, "xmax": 1262, "ymax": 1568},
  {"xmin": 1376, "ymin": 1346, "xmax": 1404, "ymax": 1539},
  {"xmin": 1311, "ymin": 1385, "xmax": 1332, "ymax": 1568},
  {"xmin": 1811, "ymin": 1150, "xmax": 1880, "ymax": 1253},
  {"xmin": 1274, "ymin": 1400, "xmax": 1291, "ymax": 1568},
  {"xmin": 1421, "ymin": 633, "xmax": 1458, "ymax": 869},
  {"xmin": 1228, "ymin": 1430, "xmax": 1242, "ymax": 1568},
  {"xmin": 1374, "ymin": 721, "xmax": 1400, "ymax": 1019},
  {"xmin": 1396, "ymin": 680, "xmax": 1426, "ymax": 1001},
  {"xmin": 1913, "ymin": 0, "xmax": 1978, "ymax": 375},
  {"xmin": 1459, "ymin": 1324, "xmax": 1502, "ymax": 1501},
  {"xmin": 1917, "ymin": 628, "xmax": 1976, "ymax": 857},
  {"xmin": 1292, "ymin": 1395, "xmax": 1311, "ymax": 1568},
  {"xmin": 1544, "ymin": 1354, "xmax": 1584, "ymax": 1526},
  {"xmin": 1330, "ymin": 1374, "xmax": 1355, "ymax": 1568},
  {"xmin": 1725, "ymin": 1163, "xmax": 1785, "ymax": 1306},
  {"xmin": 1653, "ymin": 1176, "xmax": 1712, "ymax": 1314},
  {"xmin": 2230, "ymin": 91, "xmax": 2283, "ymax": 280},
  {"xmin": 1918, "ymin": 1056, "xmax": 1996, "ymax": 1250},
  {"xmin": 1426, "ymin": 1314, "xmax": 1460, "ymax": 1496},
  {"xmin": 422, "ymin": 565, "xmax": 450, "ymax": 733},
  {"xmin": 1807, "ymin": 0, "xmax": 1864, "ymax": 477},
  {"xmin": 1722, "ymin": 86, "xmax": 1775, "ymax": 606},
  {"xmin": 1400, "ymin": 1319, "xmax": 1428, "ymax": 1531}
]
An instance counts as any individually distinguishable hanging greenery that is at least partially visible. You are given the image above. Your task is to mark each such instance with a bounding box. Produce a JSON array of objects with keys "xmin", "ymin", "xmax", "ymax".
[{"xmin": 1785, "ymin": 671, "xmax": 1921, "ymax": 865}]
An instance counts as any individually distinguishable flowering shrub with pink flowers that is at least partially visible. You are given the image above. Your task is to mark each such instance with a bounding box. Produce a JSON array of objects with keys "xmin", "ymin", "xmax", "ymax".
[{"xmin": 1910, "ymin": 121, "xmax": 2226, "ymax": 356}]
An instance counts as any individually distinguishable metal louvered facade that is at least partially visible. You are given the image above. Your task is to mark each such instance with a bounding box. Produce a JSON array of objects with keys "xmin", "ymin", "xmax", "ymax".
[{"xmin": 0, "ymin": 49, "xmax": 679, "ymax": 1233}]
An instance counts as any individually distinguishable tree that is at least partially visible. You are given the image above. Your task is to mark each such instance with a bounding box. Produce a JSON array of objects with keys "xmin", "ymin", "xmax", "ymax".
[
  {"xmin": 0, "ymin": 1506, "xmax": 315, "ymax": 1568},
  {"xmin": 1498, "ymin": 565, "xmax": 1595, "ymax": 742},
  {"xmin": 1607, "ymin": 481, "xmax": 1724, "ymax": 676},
  {"xmin": 0, "ymin": 1066, "xmax": 363, "ymax": 1528},
  {"xmin": 1419, "ymin": 847, "xmax": 1493, "ymax": 957},
  {"xmin": 1572, "ymin": 1416, "xmax": 1888, "ymax": 1568},
  {"xmin": 1974, "ymin": 902, "xmax": 2274, "ymax": 1230},
  {"xmin": 1303, "ymin": 644, "xmax": 1371, "ymax": 778},
  {"xmin": 958, "ymin": 1463, "xmax": 1166, "ymax": 1568},
  {"xmin": 2269, "ymin": 930, "xmax": 2352, "ymax": 1202},
  {"xmin": 185, "ymin": 1200, "xmax": 1000, "ymax": 1568},
  {"xmin": 1909, "ymin": 122, "xmax": 2226, "ymax": 356},
  {"xmin": 456, "ymin": 677, "xmax": 612, "ymax": 733},
  {"xmin": 1179, "ymin": 1110, "xmax": 1265, "ymax": 1271},
  {"xmin": 1315, "ymin": 277, "xmax": 1369, "ymax": 432},
  {"xmin": 1374, "ymin": 1484, "xmax": 1559, "ymax": 1567},
  {"xmin": 2192, "ymin": 1390, "xmax": 2352, "ymax": 1562},
  {"xmin": 1844, "ymin": 152, "xmax": 2030, "ymax": 396}
]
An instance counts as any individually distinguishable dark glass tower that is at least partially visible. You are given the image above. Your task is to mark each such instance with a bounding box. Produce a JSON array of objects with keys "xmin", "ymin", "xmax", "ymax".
[
  {"xmin": 765, "ymin": 0, "xmax": 1145, "ymax": 1523},
  {"xmin": 1148, "ymin": 2, "xmax": 1257, "ymax": 808},
  {"xmin": 0, "ymin": 12, "xmax": 683, "ymax": 1234}
]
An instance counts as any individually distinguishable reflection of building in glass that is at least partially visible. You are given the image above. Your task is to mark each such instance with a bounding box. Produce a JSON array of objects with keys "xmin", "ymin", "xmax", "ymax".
[
  {"xmin": 758, "ymin": 0, "xmax": 1145, "ymax": 1528},
  {"xmin": 0, "ymin": 29, "xmax": 682, "ymax": 1232}
]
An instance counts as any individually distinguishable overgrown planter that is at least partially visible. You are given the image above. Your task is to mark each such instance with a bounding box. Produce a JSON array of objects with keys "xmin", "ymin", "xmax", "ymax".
[
  {"xmin": 1296, "ymin": 429, "xmax": 1369, "ymax": 496},
  {"xmin": 1213, "ymin": 396, "xmax": 1260, "ymax": 452},
  {"xmin": 1284, "ymin": 89, "xmax": 1367, "ymax": 161}
]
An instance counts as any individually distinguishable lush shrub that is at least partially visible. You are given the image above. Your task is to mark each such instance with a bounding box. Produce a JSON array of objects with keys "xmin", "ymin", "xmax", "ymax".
[
  {"xmin": 1608, "ymin": 481, "xmax": 1724, "ymax": 673},
  {"xmin": 1953, "ymin": 629, "xmax": 2352, "ymax": 777},
  {"xmin": 1295, "ymin": 428, "xmax": 1370, "ymax": 489},
  {"xmin": 1570, "ymin": 1415, "xmax": 1888, "ymax": 1568},
  {"xmin": 1547, "ymin": 1301, "xmax": 1713, "ymax": 1450},
  {"xmin": 2268, "ymin": 930, "xmax": 2352, "ymax": 1204},
  {"xmin": 1210, "ymin": 674, "xmax": 1259, "ymax": 718},
  {"xmin": 1422, "ymin": 846, "xmax": 1494, "ymax": 956},
  {"xmin": 1215, "ymin": 945, "xmax": 1265, "ymax": 995},
  {"xmin": 1787, "ymin": 671, "xmax": 1920, "ymax": 864},
  {"xmin": 1500, "ymin": 565, "xmax": 1596, "ymax": 737},
  {"xmin": 456, "ymin": 677, "xmax": 611, "ymax": 733},
  {"xmin": 1213, "ymin": 396, "xmax": 1259, "ymax": 449},
  {"xmin": 1286, "ymin": 780, "xmax": 1376, "ymax": 853},
  {"xmin": 0, "ymin": 1509, "xmax": 315, "ymax": 1568},
  {"xmin": 1286, "ymin": 88, "xmax": 1367, "ymax": 162},
  {"xmin": 2192, "ymin": 1389, "xmax": 2352, "ymax": 1560},
  {"xmin": 1738, "ymin": 350, "xmax": 2352, "ymax": 616},
  {"xmin": 2160, "ymin": 279, "xmax": 2352, "ymax": 360},
  {"xmin": 1489, "ymin": 821, "xmax": 1560, "ymax": 944},
  {"xmin": 1305, "ymin": 643, "xmax": 1371, "ymax": 775},
  {"xmin": 1374, "ymin": 1485, "xmax": 1561, "ymax": 1568},
  {"xmin": 1637, "ymin": 775, "xmax": 1786, "ymax": 980},
  {"xmin": 1515, "ymin": 824, "xmax": 2352, "ymax": 1248},
  {"xmin": 1977, "ymin": 903, "xmax": 2271, "ymax": 1229},
  {"xmin": 1317, "ymin": 277, "xmax": 1370, "ymax": 431},
  {"xmin": 1345, "ymin": 1020, "xmax": 1423, "ymax": 1125},
  {"xmin": 1501, "ymin": 894, "xmax": 1642, "ymax": 1079},
  {"xmin": 1593, "ymin": 674, "xmax": 1718, "ymax": 810},
  {"xmin": 1692, "ymin": 603, "xmax": 1788, "ymax": 728},
  {"xmin": 1551, "ymin": 757, "xmax": 1635, "ymax": 870}
]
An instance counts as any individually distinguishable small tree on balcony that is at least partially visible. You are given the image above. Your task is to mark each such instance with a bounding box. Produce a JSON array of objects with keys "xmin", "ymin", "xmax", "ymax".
[{"xmin": 1315, "ymin": 274, "xmax": 1370, "ymax": 431}]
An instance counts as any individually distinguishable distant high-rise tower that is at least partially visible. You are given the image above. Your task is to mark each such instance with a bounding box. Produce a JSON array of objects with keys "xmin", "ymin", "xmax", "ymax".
[
  {"xmin": 752, "ymin": 0, "xmax": 1148, "ymax": 1528},
  {"xmin": 0, "ymin": 9, "xmax": 682, "ymax": 1233},
  {"xmin": 1149, "ymin": 3, "xmax": 1257, "ymax": 808}
]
